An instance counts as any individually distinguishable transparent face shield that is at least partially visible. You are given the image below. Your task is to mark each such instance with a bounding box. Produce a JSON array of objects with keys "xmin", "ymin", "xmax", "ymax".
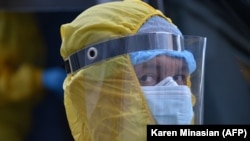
[
  {"xmin": 183, "ymin": 35, "xmax": 207, "ymax": 124},
  {"xmin": 64, "ymin": 32, "xmax": 206, "ymax": 133},
  {"xmin": 129, "ymin": 33, "xmax": 207, "ymax": 125}
]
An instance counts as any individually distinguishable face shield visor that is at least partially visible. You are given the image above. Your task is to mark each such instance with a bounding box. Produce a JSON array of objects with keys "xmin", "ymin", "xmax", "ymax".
[{"xmin": 64, "ymin": 32, "xmax": 206, "ymax": 132}]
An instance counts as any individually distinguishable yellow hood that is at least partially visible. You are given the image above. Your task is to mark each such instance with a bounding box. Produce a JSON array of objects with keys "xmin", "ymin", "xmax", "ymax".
[{"xmin": 60, "ymin": 1, "xmax": 183, "ymax": 141}]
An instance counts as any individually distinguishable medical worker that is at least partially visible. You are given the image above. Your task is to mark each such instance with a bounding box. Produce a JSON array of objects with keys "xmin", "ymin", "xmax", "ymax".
[
  {"xmin": 60, "ymin": 0, "xmax": 206, "ymax": 141},
  {"xmin": 0, "ymin": 12, "xmax": 66, "ymax": 141}
]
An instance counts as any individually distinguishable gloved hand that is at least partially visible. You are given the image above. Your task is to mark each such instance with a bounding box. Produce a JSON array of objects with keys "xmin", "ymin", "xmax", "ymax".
[{"xmin": 42, "ymin": 67, "xmax": 66, "ymax": 97}]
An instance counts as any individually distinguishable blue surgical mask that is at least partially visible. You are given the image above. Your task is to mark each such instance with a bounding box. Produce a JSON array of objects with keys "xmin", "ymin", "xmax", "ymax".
[{"xmin": 142, "ymin": 77, "xmax": 194, "ymax": 124}]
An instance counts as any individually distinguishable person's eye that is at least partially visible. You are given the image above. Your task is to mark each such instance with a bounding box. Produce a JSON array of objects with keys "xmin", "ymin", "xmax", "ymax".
[
  {"xmin": 139, "ymin": 74, "xmax": 157, "ymax": 86},
  {"xmin": 173, "ymin": 74, "xmax": 187, "ymax": 85}
]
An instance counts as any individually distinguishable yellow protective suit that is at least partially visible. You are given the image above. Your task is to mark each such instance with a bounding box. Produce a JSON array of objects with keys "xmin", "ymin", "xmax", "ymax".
[
  {"xmin": 0, "ymin": 12, "xmax": 45, "ymax": 141},
  {"xmin": 60, "ymin": 0, "xmax": 195, "ymax": 141}
]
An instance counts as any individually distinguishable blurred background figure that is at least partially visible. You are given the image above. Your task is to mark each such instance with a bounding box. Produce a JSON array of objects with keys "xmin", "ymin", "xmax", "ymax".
[
  {"xmin": 0, "ymin": 12, "xmax": 46, "ymax": 141},
  {"xmin": 0, "ymin": 1, "xmax": 95, "ymax": 141},
  {"xmin": 0, "ymin": 12, "xmax": 70, "ymax": 141}
]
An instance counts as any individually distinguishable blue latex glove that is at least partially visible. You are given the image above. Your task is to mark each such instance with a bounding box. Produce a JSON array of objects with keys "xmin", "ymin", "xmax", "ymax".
[{"xmin": 42, "ymin": 67, "xmax": 66, "ymax": 97}]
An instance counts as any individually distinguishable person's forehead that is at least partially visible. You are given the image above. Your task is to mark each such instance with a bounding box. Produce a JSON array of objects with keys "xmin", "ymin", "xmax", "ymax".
[
  {"xmin": 135, "ymin": 55, "xmax": 187, "ymax": 69},
  {"xmin": 147, "ymin": 55, "xmax": 185, "ymax": 66}
]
